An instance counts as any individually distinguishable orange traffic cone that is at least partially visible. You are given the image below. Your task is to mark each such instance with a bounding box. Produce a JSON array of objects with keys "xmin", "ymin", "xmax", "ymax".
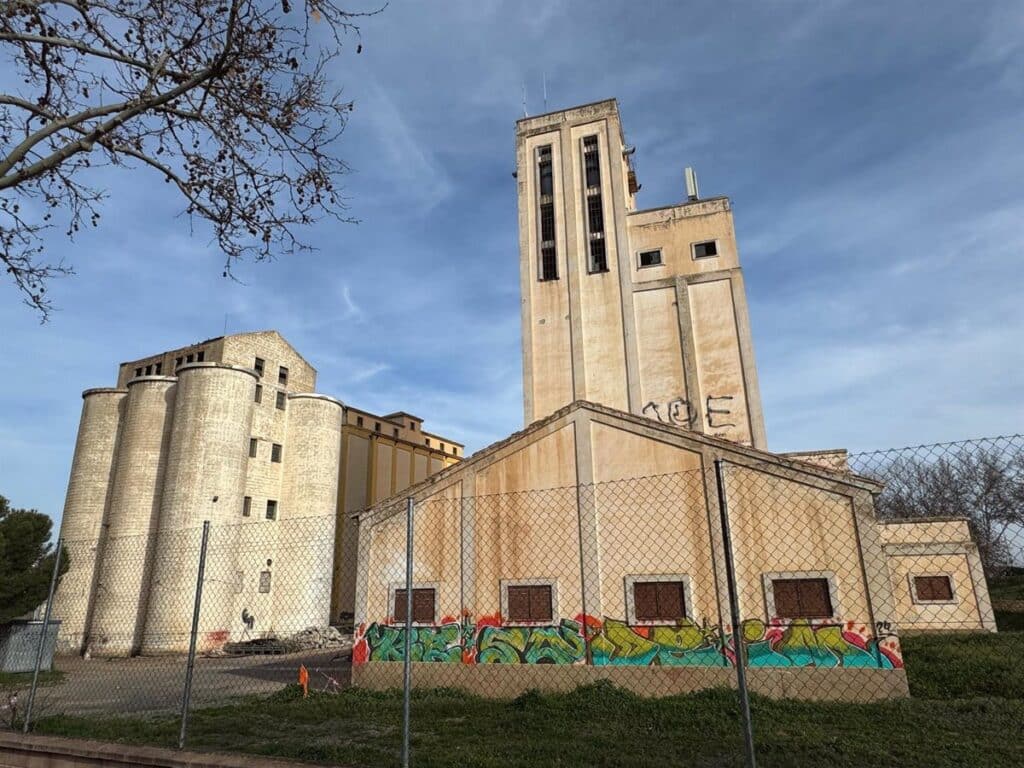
[{"xmin": 298, "ymin": 664, "xmax": 309, "ymax": 698}]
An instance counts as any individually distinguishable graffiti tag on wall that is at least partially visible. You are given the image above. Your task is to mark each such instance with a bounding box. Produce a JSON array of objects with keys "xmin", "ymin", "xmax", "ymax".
[
  {"xmin": 353, "ymin": 615, "xmax": 903, "ymax": 670},
  {"xmin": 641, "ymin": 394, "xmax": 738, "ymax": 435}
]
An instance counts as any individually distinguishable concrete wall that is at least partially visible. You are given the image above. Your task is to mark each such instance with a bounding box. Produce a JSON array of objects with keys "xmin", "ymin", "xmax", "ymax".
[
  {"xmin": 87, "ymin": 377, "xmax": 176, "ymax": 656},
  {"xmin": 51, "ymin": 389, "xmax": 126, "ymax": 652},
  {"xmin": 517, "ymin": 100, "xmax": 767, "ymax": 449},
  {"xmin": 353, "ymin": 404, "xmax": 904, "ymax": 690},
  {"xmin": 880, "ymin": 520, "xmax": 997, "ymax": 632}
]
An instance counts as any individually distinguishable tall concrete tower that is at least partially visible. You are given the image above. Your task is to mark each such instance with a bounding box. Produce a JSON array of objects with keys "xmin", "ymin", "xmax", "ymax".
[{"xmin": 516, "ymin": 99, "xmax": 767, "ymax": 448}]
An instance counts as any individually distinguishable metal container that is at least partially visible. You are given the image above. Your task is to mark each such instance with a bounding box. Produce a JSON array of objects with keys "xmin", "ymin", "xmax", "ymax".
[{"xmin": 0, "ymin": 620, "xmax": 62, "ymax": 673}]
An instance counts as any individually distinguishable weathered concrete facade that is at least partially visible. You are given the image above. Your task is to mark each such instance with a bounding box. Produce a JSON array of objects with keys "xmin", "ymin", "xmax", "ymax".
[
  {"xmin": 517, "ymin": 99, "xmax": 766, "ymax": 448},
  {"xmin": 352, "ymin": 401, "xmax": 910, "ymax": 700},
  {"xmin": 51, "ymin": 331, "xmax": 461, "ymax": 655}
]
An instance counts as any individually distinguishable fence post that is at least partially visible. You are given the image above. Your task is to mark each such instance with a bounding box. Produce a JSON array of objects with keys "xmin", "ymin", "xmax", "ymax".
[
  {"xmin": 402, "ymin": 496, "xmax": 414, "ymax": 768},
  {"xmin": 178, "ymin": 521, "xmax": 210, "ymax": 750},
  {"xmin": 714, "ymin": 459, "xmax": 757, "ymax": 768},
  {"xmin": 22, "ymin": 537, "xmax": 63, "ymax": 733}
]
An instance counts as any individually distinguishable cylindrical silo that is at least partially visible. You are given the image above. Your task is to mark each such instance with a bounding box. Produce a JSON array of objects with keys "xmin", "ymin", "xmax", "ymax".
[
  {"xmin": 50, "ymin": 388, "xmax": 127, "ymax": 654},
  {"xmin": 141, "ymin": 363, "xmax": 256, "ymax": 654},
  {"xmin": 87, "ymin": 376, "xmax": 176, "ymax": 657},
  {"xmin": 271, "ymin": 394, "xmax": 344, "ymax": 635}
]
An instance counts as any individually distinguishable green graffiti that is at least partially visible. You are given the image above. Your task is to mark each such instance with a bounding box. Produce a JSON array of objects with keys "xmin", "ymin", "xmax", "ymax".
[
  {"xmin": 364, "ymin": 622, "xmax": 461, "ymax": 662},
  {"xmin": 476, "ymin": 619, "xmax": 586, "ymax": 664},
  {"xmin": 743, "ymin": 620, "xmax": 883, "ymax": 668},
  {"xmin": 591, "ymin": 618, "xmax": 725, "ymax": 666}
]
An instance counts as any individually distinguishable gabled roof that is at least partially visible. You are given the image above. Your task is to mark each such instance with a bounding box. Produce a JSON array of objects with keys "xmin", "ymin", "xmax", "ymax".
[{"xmin": 355, "ymin": 399, "xmax": 884, "ymax": 521}]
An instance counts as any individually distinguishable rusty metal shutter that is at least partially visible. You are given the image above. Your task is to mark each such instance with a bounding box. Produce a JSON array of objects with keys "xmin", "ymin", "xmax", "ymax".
[
  {"xmin": 772, "ymin": 578, "xmax": 832, "ymax": 619},
  {"xmin": 914, "ymin": 575, "xmax": 953, "ymax": 601}
]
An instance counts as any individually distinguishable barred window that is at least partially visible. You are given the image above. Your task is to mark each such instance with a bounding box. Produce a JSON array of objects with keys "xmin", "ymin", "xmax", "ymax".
[{"xmin": 537, "ymin": 145, "xmax": 558, "ymax": 282}]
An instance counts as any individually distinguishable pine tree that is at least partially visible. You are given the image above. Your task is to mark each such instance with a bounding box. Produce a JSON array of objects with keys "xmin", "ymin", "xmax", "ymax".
[{"xmin": 0, "ymin": 496, "xmax": 68, "ymax": 623}]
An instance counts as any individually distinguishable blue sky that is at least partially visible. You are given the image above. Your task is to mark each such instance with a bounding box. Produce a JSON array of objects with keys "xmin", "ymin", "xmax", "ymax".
[{"xmin": 2, "ymin": 0, "xmax": 1022, "ymax": 521}]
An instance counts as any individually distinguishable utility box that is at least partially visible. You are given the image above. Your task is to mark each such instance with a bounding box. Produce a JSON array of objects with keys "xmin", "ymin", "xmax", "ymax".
[{"xmin": 0, "ymin": 620, "xmax": 62, "ymax": 673}]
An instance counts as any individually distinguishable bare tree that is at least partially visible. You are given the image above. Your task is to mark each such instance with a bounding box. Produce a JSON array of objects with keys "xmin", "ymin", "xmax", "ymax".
[
  {"xmin": 871, "ymin": 447, "xmax": 1024, "ymax": 577},
  {"xmin": 1, "ymin": 0, "xmax": 371, "ymax": 319}
]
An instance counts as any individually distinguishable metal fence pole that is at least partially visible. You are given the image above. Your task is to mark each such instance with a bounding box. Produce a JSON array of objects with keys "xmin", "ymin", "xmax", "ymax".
[
  {"xmin": 714, "ymin": 459, "xmax": 758, "ymax": 768},
  {"xmin": 22, "ymin": 537, "xmax": 63, "ymax": 733},
  {"xmin": 402, "ymin": 497, "xmax": 415, "ymax": 768},
  {"xmin": 178, "ymin": 521, "xmax": 210, "ymax": 750}
]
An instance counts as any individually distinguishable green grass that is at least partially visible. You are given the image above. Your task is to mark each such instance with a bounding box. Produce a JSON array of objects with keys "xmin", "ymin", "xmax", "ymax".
[
  {"xmin": 37, "ymin": 678, "xmax": 1024, "ymax": 768},
  {"xmin": 0, "ymin": 669, "xmax": 64, "ymax": 688},
  {"xmin": 988, "ymin": 568, "xmax": 1024, "ymax": 601},
  {"xmin": 901, "ymin": 631, "xmax": 1024, "ymax": 699}
]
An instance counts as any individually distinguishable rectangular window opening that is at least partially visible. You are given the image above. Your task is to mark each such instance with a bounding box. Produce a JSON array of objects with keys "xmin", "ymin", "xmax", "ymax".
[
  {"xmin": 537, "ymin": 145, "xmax": 558, "ymax": 282},
  {"xmin": 276, "ymin": 391, "xmax": 286, "ymax": 411},
  {"xmin": 506, "ymin": 584, "xmax": 553, "ymax": 623},
  {"xmin": 639, "ymin": 249, "xmax": 663, "ymax": 268},
  {"xmin": 693, "ymin": 240, "xmax": 718, "ymax": 259},
  {"xmin": 271, "ymin": 443, "xmax": 282, "ymax": 463},
  {"xmin": 254, "ymin": 357, "xmax": 265, "ymax": 377},
  {"xmin": 259, "ymin": 570, "xmax": 272, "ymax": 593},
  {"xmin": 154, "ymin": 362, "xmax": 162, "ymax": 375},
  {"xmin": 255, "ymin": 384, "xmax": 262, "ymax": 403},
  {"xmin": 633, "ymin": 580, "xmax": 687, "ymax": 622},
  {"xmin": 197, "ymin": 350, "xmax": 205, "ymax": 362},
  {"xmin": 242, "ymin": 496, "xmax": 252, "ymax": 517},
  {"xmin": 186, "ymin": 353, "xmax": 194, "ymax": 363},
  {"xmin": 249, "ymin": 438, "xmax": 258, "ymax": 458},
  {"xmin": 393, "ymin": 587, "xmax": 436, "ymax": 624},
  {"xmin": 356, "ymin": 416, "xmax": 364, "ymax": 428},
  {"xmin": 913, "ymin": 575, "xmax": 954, "ymax": 602},
  {"xmin": 278, "ymin": 366, "xmax": 288, "ymax": 386},
  {"xmin": 144, "ymin": 364, "xmax": 152, "ymax": 376},
  {"xmin": 771, "ymin": 578, "xmax": 833, "ymax": 619},
  {"xmin": 265, "ymin": 500, "xmax": 278, "ymax": 520}
]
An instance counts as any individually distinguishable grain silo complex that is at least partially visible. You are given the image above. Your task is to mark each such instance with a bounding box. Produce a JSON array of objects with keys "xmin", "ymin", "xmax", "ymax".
[{"xmin": 50, "ymin": 330, "xmax": 462, "ymax": 656}]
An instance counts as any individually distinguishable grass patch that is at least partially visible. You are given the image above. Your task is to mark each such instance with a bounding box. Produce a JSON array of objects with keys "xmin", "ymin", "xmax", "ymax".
[
  {"xmin": 37, "ymin": 679, "xmax": 1024, "ymax": 768},
  {"xmin": 0, "ymin": 669, "xmax": 64, "ymax": 687},
  {"xmin": 901, "ymin": 632, "xmax": 1024, "ymax": 699},
  {"xmin": 989, "ymin": 568, "xmax": 1024, "ymax": 601}
]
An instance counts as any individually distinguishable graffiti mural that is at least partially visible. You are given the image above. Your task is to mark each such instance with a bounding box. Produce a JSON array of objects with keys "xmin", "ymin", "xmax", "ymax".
[
  {"xmin": 476, "ymin": 619, "xmax": 586, "ymax": 664},
  {"xmin": 353, "ymin": 615, "xmax": 902, "ymax": 669},
  {"xmin": 590, "ymin": 618, "xmax": 725, "ymax": 666},
  {"xmin": 737, "ymin": 619, "xmax": 903, "ymax": 669}
]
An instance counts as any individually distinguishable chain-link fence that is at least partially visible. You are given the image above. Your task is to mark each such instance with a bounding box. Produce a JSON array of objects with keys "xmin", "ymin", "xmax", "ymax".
[{"xmin": 5, "ymin": 434, "xmax": 1022, "ymax": 767}]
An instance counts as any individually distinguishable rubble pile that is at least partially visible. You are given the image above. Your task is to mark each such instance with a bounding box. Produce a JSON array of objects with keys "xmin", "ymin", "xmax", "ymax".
[{"xmin": 285, "ymin": 626, "xmax": 352, "ymax": 651}]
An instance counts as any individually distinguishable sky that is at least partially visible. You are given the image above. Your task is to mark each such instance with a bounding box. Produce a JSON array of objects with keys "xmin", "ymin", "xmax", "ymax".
[{"xmin": 2, "ymin": 0, "xmax": 1022, "ymax": 522}]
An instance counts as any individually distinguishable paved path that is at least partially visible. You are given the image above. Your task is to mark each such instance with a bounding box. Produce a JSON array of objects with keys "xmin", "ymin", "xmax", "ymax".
[{"xmin": 30, "ymin": 650, "xmax": 352, "ymax": 717}]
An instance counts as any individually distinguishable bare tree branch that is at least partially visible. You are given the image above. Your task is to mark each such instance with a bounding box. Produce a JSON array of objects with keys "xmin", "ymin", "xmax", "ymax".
[{"xmin": 1, "ymin": 0, "xmax": 378, "ymax": 319}]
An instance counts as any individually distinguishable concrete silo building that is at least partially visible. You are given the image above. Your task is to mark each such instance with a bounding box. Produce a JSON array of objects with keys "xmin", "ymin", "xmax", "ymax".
[{"xmin": 50, "ymin": 331, "xmax": 462, "ymax": 655}]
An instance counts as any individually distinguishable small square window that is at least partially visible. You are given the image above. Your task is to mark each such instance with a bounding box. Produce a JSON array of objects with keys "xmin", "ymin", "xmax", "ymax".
[
  {"xmin": 197, "ymin": 350, "xmax": 205, "ymax": 362},
  {"xmin": 271, "ymin": 443, "xmax": 282, "ymax": 463},
  {"xmin": 276, "ymin": 391, "xmax": 286, "ymax": 411},
  {"xmin": 692, "ymin": 240, "xmax": 718, "ymax": 259},
  {"xmin": 393, "ymin": 587, "xmax": 435, "ymax": 624},
  {"xmin": 634, "ymin": 581, "xmax": 687, "ymax": 622},
  {"xmin": 186, "ymin": 353, "xmax": 194, "ymax": 363},
  {"xmin": 254, "ymin": 357, "xmax": 265, "ymax": 377},
  {"xmin": 638, "ymin": 249, "xmax": 662, "ymax": 268},
  {"xmin": 912, "ymin": 575, "xmax": 954, "ymax": 603},
  {"xmin": 255, "ymin": 384, "xmax": 262, "ymax": 403},
  {"xmin": 249, "ymin": 438, "xmax": 258, "ymax": 458},
  {"xmin": 356, "ymin": 416, "xmax": 364, "ymax": 428},
  {"xmin": 242, "ymin": 496, "xmax": 252, "ymax": 517},
  {"xmin": 265, "ymin": 500, "xmax": 278, "ymax": 520},
  {"xmin": 259, "ymin": 570, "xmax": 272, "ymax": 593},
  {"xmin": 278, "ymin": 366, "xmax": 288, "ymax": 386}
]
